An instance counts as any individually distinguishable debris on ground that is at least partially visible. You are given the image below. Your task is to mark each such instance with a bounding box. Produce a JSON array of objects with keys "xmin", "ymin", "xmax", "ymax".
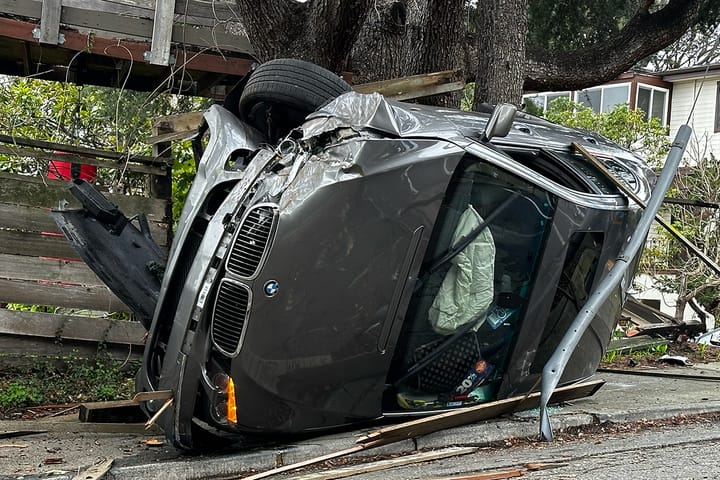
[{"xmin": 657, "ymin": 354, "xmax": 693, "ymax": 366}]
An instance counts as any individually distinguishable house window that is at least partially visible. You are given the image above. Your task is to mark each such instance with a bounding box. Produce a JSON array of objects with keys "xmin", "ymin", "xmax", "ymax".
[
  {"xmin": 715, "ymin": 82, "xmax": 720, "ymax": 133},
  {"xmin": 575, "ymin": 84, "xmax": 630, "ymax": 114},
  {"xmin": 636, "ymin": 85, "xmax": 669, "ymax": 126},
  {"xmin": 522, "ymin": 91, "xmax": 571, "ymax": 111}
]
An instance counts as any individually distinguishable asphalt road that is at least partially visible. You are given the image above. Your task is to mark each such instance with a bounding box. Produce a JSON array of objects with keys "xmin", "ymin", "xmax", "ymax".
[
  {"xmin": 350, "ymin": 419, "xmax": 720, "ymax": 480},
  {"xmin": 2, "ymin": 368, "xmax": 720, "ymax": 479}
]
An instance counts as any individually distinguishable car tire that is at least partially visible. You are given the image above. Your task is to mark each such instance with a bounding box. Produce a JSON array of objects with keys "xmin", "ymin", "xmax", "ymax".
[{"xmin": 239, "ymin": 58, "xmax": 351, "ymax": 141}]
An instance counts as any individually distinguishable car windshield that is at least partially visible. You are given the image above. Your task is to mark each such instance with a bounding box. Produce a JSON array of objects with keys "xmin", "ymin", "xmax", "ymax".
[{"xmin": 386, "ymin": 156, "xmax": 556, "ymax": 409}]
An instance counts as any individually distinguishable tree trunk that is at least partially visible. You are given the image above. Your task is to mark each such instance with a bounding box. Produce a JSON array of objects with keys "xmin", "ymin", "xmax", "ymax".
[
  {"xmin": 351, "ymin": 1, "xmax": 417, "ymax": 83},
  {"xmin": 472, "ymin": 0, "xmax": 528, "ymax": 107},
  {"xmin": 234, "ymin": 0, "xmax": 373, "ymax": 73},
  {"xmin": 419, "ymin": 0, "xmax": 465, "ymax": 106}
]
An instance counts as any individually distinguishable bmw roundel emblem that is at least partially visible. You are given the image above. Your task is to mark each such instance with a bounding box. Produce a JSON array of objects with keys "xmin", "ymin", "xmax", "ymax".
[{"xmin": 263, "ymin": 280, "xmax": 279, "ymax": 297}]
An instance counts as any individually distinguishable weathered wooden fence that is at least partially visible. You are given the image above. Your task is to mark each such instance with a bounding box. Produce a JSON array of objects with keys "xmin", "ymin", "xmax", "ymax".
[{"xmin": 0, "ymin": 137, "xmax": 172, "ymax": 363}]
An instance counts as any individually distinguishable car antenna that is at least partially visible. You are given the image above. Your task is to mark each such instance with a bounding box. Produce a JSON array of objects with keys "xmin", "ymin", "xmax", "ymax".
[{"xmin": 537, "ymin": 64, "xmax": 711, "ymax": 442}]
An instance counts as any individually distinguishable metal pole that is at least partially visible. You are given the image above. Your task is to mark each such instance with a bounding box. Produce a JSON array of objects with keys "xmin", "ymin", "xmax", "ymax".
[{"xmin": 539, "ymin": 125, "xmax": 692, "ymax": 441}]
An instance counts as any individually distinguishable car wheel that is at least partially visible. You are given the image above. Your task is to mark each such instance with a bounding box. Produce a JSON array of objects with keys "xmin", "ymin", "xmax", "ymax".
[{"xmin": 239, "ymin": 58, "xmax": 351, "ymax": 141}]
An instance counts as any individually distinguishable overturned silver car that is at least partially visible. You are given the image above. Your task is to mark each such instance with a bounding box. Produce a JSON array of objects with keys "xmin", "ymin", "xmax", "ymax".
[{"xmin": 55, "ymin": 60, "xmax": 663, "ymax": 449}]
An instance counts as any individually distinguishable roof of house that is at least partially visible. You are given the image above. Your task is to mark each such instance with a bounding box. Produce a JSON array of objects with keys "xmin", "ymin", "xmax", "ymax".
[{"xmin": 661, "ymin": 63, "xmax": 720, "ymax": 82}]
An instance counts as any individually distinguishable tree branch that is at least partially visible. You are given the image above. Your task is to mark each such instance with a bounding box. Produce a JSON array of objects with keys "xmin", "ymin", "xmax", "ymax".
[{"xmin": 523, "ymin": 0, "xmax": 710, "ymax": 91}]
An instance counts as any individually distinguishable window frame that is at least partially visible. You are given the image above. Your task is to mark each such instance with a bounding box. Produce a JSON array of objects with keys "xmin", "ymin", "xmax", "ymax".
[
  {"xmin": 636, "ymin": 83, "xmax": 670, "ymax": 126},
  {"xmin": 574, "ymin": 82, "xmax": 631, "ymax": 114},
  {"xmin": 715, "ymin": 81, "xmax": 720, "ymax": 133},
  {"xmin": 522, "ymin": 91, "xmax": 572, "ymax": 111}
]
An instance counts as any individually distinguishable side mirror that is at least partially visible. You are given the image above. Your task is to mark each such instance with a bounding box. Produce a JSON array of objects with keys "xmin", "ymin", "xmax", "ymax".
[{"xmin": 482, "ymin": 103, "xmax": 517, "ymax": 142}]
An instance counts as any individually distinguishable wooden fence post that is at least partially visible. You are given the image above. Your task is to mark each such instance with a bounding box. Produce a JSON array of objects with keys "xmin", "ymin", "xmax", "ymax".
[{"xmin": 149, "ymin": 124, "xmax": 174, "ymax": 245}]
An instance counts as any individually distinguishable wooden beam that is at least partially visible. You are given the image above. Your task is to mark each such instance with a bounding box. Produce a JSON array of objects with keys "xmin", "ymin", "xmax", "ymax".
[
  {"xmin": 148, "ymin": 0, "xmax": 179, "ymax": 65},
  {"xmin": 353, "ymin": 70, "xmax": 466, "ymax": 101},
  {"xmin": 39, "ymin": 0, "xmax": 62, "ymax": 45}
]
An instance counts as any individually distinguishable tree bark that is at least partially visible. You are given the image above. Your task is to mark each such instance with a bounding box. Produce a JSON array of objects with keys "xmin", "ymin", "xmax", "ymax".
[
  {"xmin": 472, "ymin": 0, "xmax": 528, "ymax": 107},
  {"xmin": 234, "ymin": 0, "xmax": 373, "ymax": 73}
]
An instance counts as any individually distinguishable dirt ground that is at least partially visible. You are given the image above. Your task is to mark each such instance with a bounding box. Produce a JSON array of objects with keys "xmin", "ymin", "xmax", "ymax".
[{"xmin": 601, "ymin": 339, "xmax": 720, "ymax": 369}]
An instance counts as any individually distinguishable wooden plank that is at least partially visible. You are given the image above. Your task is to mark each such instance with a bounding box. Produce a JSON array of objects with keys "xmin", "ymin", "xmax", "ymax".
[
  {"xmin": 152, "ymin": 111, "xmax": 204, "ymax": 133},
  {"xmin": 0, "ymin": 133, "xmax": 160, "ymax": 165},
  {"xmin": 79, "ymin": 400, "xmax": 146, "ymax": 423},
  {"xmin": 0, "ymin": 203, "xmax": 168, "ymax": 244},
  {"xmin": 0, "ymin": 230, "xmax": 80, "ymax": 260},
  {"xmin": 176, "ymin": 0, "xmax": 236, "ymax": 20},
  {"xmin": 353, "ymin": 70, "xmax": 465, "ymax": 101},
  {"xmin": 0, "ymin": 203, "xmax": 64, "ymax": 233},
  {"xmin": 0, "ymin": 278, "xmax": 128, "ymax": 311},
  {"xmin": 71, "ymin": 458, "xmax": 114, "ymax": 480},
  {"xmin": 104, "ymin": 0, "xmax": 155, "ymax": 10},
  {"xmin": 240, "ymin": 445, "xmax": 376, "ymax": 480},
  {"xmin": 170, "ymin": 21, "xmax": 253, "ymax": 55},
  {"xmin": 0, "ymin": 335, "xmax": 141, "ymax": 365},
  {"xmin": 356, "ymin": 379, "xmax": 605, "ymax": 445},
  {"xmin": 63, "ymin": 0, "xmax": 154, "ymax": 18},
  {"xmin": 150, "ymin": 0, "xmax": 179, "ymax": 65},
  {"xmin": 0, "ymin": 172, "xmax": 168, "ymax": 219},
  {"xmin": 145, "ymin": 128, "xmax": 198, "ymax": 145},
  {"xmin": 425, "ymin": 470, "xmax": 525, "ymax": 480},
  {"xmin": 0, "ymin": 17, "xmax": 254, "ymax": 76},
  {"xmin": 0, "ymin": 0, "xmax": 42, "ymax": 20},
  {"xmin": 39, "ymin": 0, "xmax": 62, "ymax": 45},
  {"xmin": 0, "ymin": 309, "xmax": 145, "ymax": 345},
  {"xmin": 292, "ymin": 447, "xmax": 478, "ymax": 480},
  {"xmin": 0, "ymin": 253, "xmax": 103, "ymax": 285},
  {"xmin": 0, "ymin": 145, "xmax": 165, "ymax": 175}
]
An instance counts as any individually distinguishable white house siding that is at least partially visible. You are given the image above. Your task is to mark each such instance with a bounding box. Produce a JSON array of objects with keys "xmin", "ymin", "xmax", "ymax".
[{"xmin": 667, "ymin": 77, "xmax": 720, "ymax": 164}]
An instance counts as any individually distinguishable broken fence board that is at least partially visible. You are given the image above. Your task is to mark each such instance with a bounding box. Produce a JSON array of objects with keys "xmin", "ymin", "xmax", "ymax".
[
  {"xmin": 357, "ymin": 379, "xmax": 605, "ymax": 445},
  {"xmin": 290, "ymin": 447, "xmax": 477, "ymax": 480},
  {"xmin": 0, "ymin": 309, "xmax": 145, "ymax": 345}
]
